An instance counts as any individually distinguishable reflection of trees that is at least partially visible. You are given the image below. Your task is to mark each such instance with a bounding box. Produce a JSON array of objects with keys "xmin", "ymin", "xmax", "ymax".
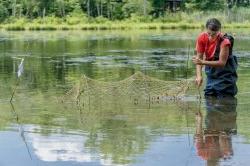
[
  {"xmin": 147, "ymin": 48, "xmax": 193, "ymax": 80},
  {"xmin": 84, "ymin": 119, "xmax": 151, "ymax": 164},
  {"xmin": 3, "ymin": 91, "xmax": 250, "ymax": 165},
  {"xmin": 0, "ymin": 56, "xmax": 15, "ymax": 97},
  {"xmin": 0, "ymin": 97, "xmax": 197, "ymax": 165},
  {"xmin": 0, "ymin": 33, "xmax": 196, "ymax": 84},
  {"xmin": 1, "ymin": 31, "xmax": 250, "ymax": 164},
  {"xmin": 75, "ymin": 101, "xmax": 197, "ymax": 165},
  {"xmin": 0, "ymin": 105, "xmax": 14, "ymax": 129}
]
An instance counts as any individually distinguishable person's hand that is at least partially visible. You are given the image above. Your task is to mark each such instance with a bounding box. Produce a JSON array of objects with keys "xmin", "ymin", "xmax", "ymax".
[
  {"xmin": 195, "ymin": 76, "xmax": 203, "ymax": 87},
  {"xmin": 192, "ymin": 56, "xmax": 204, "ymax": 65}
]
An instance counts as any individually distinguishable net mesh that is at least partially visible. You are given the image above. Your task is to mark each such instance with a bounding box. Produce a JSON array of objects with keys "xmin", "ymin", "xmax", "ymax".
[{"xmin": 62, "ymin": 71, "xmax": 195, "ymax": 109}]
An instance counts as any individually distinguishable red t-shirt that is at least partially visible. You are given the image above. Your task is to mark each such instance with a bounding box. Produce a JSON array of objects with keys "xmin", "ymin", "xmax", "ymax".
[
  {"xmin": 196, "ymin": 32, "xmax": 231, "ymax": 60},
  {"xmin": 195, "ymin": 135, "xmax": 221, "ymax": 160}
]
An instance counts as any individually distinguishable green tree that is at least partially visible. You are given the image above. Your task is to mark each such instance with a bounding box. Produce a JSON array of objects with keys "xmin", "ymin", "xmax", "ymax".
[
  {"xmin": 36, "ymin": 0, "xmax": 52, "ymax": 18},
  {"xmin": 0, "ymin": 3, "xmax": 9, "ymax": 22},
  {"xmin": 122, "ymin": 0, "xmax": 152, "ymax": 18},
  {"xmin": 20, "ymin": 0, "xmax": 39, "ymax": 18},
  {"xmin": 185, "ymin": 0, "xmax": 225, "ymax": 11}
]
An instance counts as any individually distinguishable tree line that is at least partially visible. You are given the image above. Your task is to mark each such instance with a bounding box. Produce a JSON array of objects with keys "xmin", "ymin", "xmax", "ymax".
[{"xmin": 1, "ymin": 0, "xmax": 250, "ymax": 22}]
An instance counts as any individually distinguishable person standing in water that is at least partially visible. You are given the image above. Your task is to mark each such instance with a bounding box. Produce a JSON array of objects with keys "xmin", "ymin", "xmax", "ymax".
[{"xmin": 192, "ymin": 18, "xmax": 238, "ymax": 97}]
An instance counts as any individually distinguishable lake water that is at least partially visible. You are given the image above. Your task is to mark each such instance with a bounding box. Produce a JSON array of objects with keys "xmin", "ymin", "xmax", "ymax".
[{"xmin": 0, "ymin": 30, "xmax": 250, "ymax": 166}]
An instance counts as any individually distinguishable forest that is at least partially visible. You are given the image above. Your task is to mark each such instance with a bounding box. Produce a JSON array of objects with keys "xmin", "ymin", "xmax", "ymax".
[{"xmin": 1, "ymin": 0, "xmax": 250, "ymax": 30}]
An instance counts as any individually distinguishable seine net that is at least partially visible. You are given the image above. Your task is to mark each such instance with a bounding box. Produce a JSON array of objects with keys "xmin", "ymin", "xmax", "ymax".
[{"xmin": 62, "ymin": 71, "xmax": 195, "ymax": 109}]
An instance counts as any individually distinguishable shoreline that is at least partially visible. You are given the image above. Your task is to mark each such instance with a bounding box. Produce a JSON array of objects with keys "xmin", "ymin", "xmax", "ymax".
[
  {"xmin": 0, "ymin": 22, "xmax": 202, "ymax": 31},
  {"xmin": 1, "ymin": 22, "xmax": 250, "ymax": 31}
]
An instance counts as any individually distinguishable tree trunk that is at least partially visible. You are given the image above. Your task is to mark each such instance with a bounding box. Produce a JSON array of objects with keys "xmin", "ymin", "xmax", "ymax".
[
  {"xmin": 12, "ymin": 0, "xmax": 16, "ymax": 17},
  {"xmin": 19, "ymin": 7, "xmax": 22, "ymax": 18},
  {"xmin": 100, "ymin": 0, "xmax": 103, "ymax": 16},
  {"xmin": 87, "ymin": 0, "xmax": 90, "ymax": 17},
  {"xmin": 25, "ymin": 6, "xmax": 29, "ymax": 17},
  {"xmin": 110, "ymin": 4, "xmax": 112, "ymax": 20},
  {"xmin": 43, "ymin": 8, "xmax": 46, "ymax": 18},
  {"xmin": 107, "ymin": 1, "xmax": 111, "ymax": 19},
  {"xmin": 97, "ymin": 0, "xmax": 100, "ymax": 17},
  {"xmin": 143, "ymin": 0, "xmax": 147, "ymax": 16},
  {"xmin": 61, "ymin": 2, "xmax": 65, "ymax": 17}
]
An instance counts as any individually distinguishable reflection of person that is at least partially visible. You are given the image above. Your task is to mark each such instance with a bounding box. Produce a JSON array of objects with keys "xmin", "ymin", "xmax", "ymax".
[
  {"xmin": 192, "ymin": 18, "xmax": 238, "ymax": 97},
  {"xmin": 194, "ymin": 96, "xmax": 237, "ymax": 163}
]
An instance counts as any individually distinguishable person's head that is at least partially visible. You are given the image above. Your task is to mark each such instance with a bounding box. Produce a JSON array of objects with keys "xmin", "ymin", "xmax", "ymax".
[{"xmin": 206, "ymin": 18, "xmax": 221, "ymax": 38}]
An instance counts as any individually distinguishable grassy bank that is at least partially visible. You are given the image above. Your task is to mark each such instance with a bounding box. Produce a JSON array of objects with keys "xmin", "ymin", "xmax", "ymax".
[
  {"xmin": 2, "ymin": 22, "xmax": 250, "ymax": 31},
  {"xmin": 0, "ymin": 22, "xmax": 204, "ymax": 31},
  {"xmin": 2, "ymin": 9, "xmax": 250, "ymax": 31}
]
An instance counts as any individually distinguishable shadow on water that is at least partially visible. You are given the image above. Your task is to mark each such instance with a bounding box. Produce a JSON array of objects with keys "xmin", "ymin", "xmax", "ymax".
[{"xmin": 194, "ymin": 96, "xmax": 237, "ymax": 166}]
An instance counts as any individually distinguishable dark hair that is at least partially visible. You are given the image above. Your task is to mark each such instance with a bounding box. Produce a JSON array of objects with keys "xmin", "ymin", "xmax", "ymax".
[{"xmin": 206, "ymin": 18, "xmax": 221, "ymax": 31}]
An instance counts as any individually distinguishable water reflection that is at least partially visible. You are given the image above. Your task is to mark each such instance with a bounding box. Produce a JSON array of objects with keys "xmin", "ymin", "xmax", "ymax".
[
  {"xmin": 27, "ymin": 130, "xmax": 93, "ymax": 162},
  {"xmin": 194, "ymin": 96, "xmax": 237, "ymax": 165},
  {"xmin": 1, "ymin": 30, "xmax": 250, "ymax": 166},
  {"xmin": 0, "ymin": 98, "xmax": 197, "ymax": 166}
]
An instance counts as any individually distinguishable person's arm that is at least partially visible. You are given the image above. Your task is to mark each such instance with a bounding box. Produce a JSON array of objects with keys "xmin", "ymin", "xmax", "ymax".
[
  {"xmin": 195, "ymin": 111, "xmax": 203, "ymax": 136},
  {"xmin": 194, "ymin": 52, "xmax": 204, "ymax": 87},
  {"xmin": 194, "ymin": 111, "xmax": 204, "ymax": 153},
  {"xmin": 192, "ymin": 45, "xmax": 229, "ymax": 68},
  {"xmin": 193, "ymin": 33, "xmax": 206, "ymax": 87}
]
